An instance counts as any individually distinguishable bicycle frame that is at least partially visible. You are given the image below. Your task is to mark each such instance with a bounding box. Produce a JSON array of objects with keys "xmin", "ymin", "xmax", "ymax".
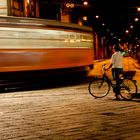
[
  {"xmin": 102, "ymin": 65, "xmax": 115, "ymax": 89},
  {"xmin": 102, "ymin": 73, "xmax": 115, "ymax": 88}
]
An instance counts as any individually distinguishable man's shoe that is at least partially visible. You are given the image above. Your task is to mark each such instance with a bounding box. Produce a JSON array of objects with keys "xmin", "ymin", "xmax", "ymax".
[{"xmin": 113, "ymin": 94, "xmax": 121, "ymax": 100}]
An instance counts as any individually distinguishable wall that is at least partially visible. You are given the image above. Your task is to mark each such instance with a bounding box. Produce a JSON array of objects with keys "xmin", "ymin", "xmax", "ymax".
[{"xmin": 0, "ymin": 0, "xmax": 7, "ymax": 16}]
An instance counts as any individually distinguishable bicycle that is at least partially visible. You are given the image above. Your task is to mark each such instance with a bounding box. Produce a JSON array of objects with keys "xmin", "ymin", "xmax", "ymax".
[{"xmin": 88, "ymin": 64, "xmax": 138, "ymax": 100}]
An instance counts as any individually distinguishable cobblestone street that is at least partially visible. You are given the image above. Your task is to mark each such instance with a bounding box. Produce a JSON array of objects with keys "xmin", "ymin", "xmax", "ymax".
[
  {"xmin": 0, "ymin": 84, "xmax": 140, "ymax": 140},
  {"xmin": 0, "ymin": 57, "xmax": 140, "ymax": 140}
]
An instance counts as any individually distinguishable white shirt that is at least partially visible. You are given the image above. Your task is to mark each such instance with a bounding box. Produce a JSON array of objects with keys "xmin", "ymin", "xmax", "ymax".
[{"xmin": 111, "ymin": 51, "xmax": 123, "ymax": 68}]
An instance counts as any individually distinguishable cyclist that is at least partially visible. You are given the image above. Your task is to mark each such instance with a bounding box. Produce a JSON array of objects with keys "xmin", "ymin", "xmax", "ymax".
[{"xmin": 105, "ymin": 44, "xmax": 123, "ymax": 100}]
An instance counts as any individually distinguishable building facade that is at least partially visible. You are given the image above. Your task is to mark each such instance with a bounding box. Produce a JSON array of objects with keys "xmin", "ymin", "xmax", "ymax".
[{"xmin": 1, "ymin": 0, "xmax": 71, "ymax": 23}]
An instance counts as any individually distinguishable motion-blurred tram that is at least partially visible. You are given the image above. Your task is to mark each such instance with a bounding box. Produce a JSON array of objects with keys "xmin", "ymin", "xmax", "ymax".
[{"xmin": 0, "ymin": 16, "xmax": 94, "ymax": 74}]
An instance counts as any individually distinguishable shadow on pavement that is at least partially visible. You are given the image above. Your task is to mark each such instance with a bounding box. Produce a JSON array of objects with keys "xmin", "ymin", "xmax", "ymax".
[
  {"xmin": 0, "ymin": 69, "xmax": 140, "ymax": 102},
  {"xmin": 0, "ymin": 71, "xmax": 94, "ymax": 94}
]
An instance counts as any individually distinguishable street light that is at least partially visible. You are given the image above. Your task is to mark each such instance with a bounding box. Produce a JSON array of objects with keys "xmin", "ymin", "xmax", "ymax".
[
  {"xmin": 95, "ymin": 15, "xmax": 99, "ymax": 19},
  {"xmin": 137, "ymin": 7, "xmax": 140, "ymax": 12},
  {"xmin": 102, "ymin": 23, "xmax": 105, "ymax": 26},
  {"xmin": 130, "ymin": 25, "xmax": 133, "ymax": 29},
  {"xmin": 134, "ymin": 17, "xmax": 139, "ymax": 22},
  {"xmin": 126, "ymin": 30, "xmax": 129, "ymax": 34},
  {"xmin": 83, "ymin": 1, "xmax": 88, "ymax": 6}
]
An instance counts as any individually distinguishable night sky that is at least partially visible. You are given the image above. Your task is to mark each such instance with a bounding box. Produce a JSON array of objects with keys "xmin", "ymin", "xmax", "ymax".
[{"xmin": 92, "ymin": 0, "xmax": 140, "ymax": 36}]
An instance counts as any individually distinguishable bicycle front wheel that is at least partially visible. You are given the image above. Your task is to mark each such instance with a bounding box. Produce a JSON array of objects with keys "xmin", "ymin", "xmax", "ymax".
[
  {"xmin": 120, "ymin": 78, "xmax": 137, "ymax": 100},
  {"xmin": 88, "ymin": 78, "xmax": 110, "ymax": 98}
]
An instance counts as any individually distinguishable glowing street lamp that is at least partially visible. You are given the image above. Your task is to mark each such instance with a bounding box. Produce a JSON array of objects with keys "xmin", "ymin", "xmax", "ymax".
[
  {"xmin": 130, "ymin": 25, "xmax": 133, "ymax": 29},
  {"xmin": 125, "ymin": 30, "xmax": 129, "ymax": 34},
  {"xmin": 134, "ymin": 17, "xmax": 139, "ymax": 22},
  {"xmin": 83, "ymin": 1, "xmax": 88, "ymax": 6},
  {"xmin": 137, "ymin": 7, "xmax": 140, "ymax": 12},
  {"xmin": 95, "ymin": 15, "xmax": 99, "ymax": 19},
  {"xmin": 102, "ymin": 23, "xmax": 105, "ymax": 26}
]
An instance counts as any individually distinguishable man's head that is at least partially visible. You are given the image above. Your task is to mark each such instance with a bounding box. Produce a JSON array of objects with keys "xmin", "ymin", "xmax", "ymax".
[{"xmin": 113, "ymin": 44, "xmax": 120, "ymax": 52}]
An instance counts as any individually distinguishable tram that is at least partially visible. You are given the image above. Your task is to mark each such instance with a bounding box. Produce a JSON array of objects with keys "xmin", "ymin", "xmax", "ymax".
[{"xmin": 0, "ymin": 16, "xmax": 94, "ymax": 73}]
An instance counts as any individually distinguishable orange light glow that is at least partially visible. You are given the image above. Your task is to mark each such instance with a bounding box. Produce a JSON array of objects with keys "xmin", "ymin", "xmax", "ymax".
[{"xmin": 83, "ymin": 16, "xmax": 87, "ymax": 21}]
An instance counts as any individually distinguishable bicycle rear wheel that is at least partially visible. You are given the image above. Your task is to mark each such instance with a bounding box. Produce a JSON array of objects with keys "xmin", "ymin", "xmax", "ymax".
[
  {"xmin": 88, "ymin": 78, "xmax": 110, "ymax": 98},
  {"xmin": 120, "ymin": 78, "xmax": 137, "ymax": 100}
]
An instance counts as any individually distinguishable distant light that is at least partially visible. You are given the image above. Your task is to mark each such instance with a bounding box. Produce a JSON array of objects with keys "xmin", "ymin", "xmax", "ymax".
[
  {"xmin": 83, "ymin": 1, "xmax": 88, "ymax": 5},
  {"xmin": 102, "ymin": 23, "xmax": 105, "ymax": 26},
  {"xmin": 130, "ymin": 25, "xmax": 133, "ymax": 29},
  {"xmin": 71, "ymin": 3, "xmax": 75, "ymax": 8},
  {"xmin": 134, "ymin": 18, "xmax": 139, "ymax": 22},
  {"xmin": 122, "ymin": 51, "xmax": 126, "ymax": 56},
  {"xmin": 95, "ymin": 15, "xmax": 99, "ymax": 19},
  {"xmin": 83, "ymin": 16, "xmax": 87, "ymax": 21},
  {"xmin": 125, "ymin": 30, "xmax": 129, "ymax": 33},
  {"xmin": 66, "ymin": 3, "xmax": 74, "ymax": 8},
  {"xmin": 137, "ymin": 7, "xmax": 140, "ymax": 12},
  {"xmin": 66, "ymin": 3, "xmax": 70, "ymax": 8},
  {"xmin": 27, "ymin": 0, "xmax": 30, "ymax": 3},
  {"xmin": 78, "ymin": 20, "xmax": 83, "ymax": 26}
]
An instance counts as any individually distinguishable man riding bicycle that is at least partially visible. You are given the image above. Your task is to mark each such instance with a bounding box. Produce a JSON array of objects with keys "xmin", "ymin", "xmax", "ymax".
[{"xmin": 105, "ymin": 44, "xmax": 123, "ymax": 100}]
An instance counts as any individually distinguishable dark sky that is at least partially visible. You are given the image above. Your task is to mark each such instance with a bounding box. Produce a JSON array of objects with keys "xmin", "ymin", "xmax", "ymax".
[{"xmin": 92, "ymin": 0, "xmax": 140, "ymax": 35}]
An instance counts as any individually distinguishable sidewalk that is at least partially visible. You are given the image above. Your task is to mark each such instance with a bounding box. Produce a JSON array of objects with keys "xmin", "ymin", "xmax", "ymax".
[{"xmin": 133, "ymin": 59, "xmax": 140, "ymax": 69}]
